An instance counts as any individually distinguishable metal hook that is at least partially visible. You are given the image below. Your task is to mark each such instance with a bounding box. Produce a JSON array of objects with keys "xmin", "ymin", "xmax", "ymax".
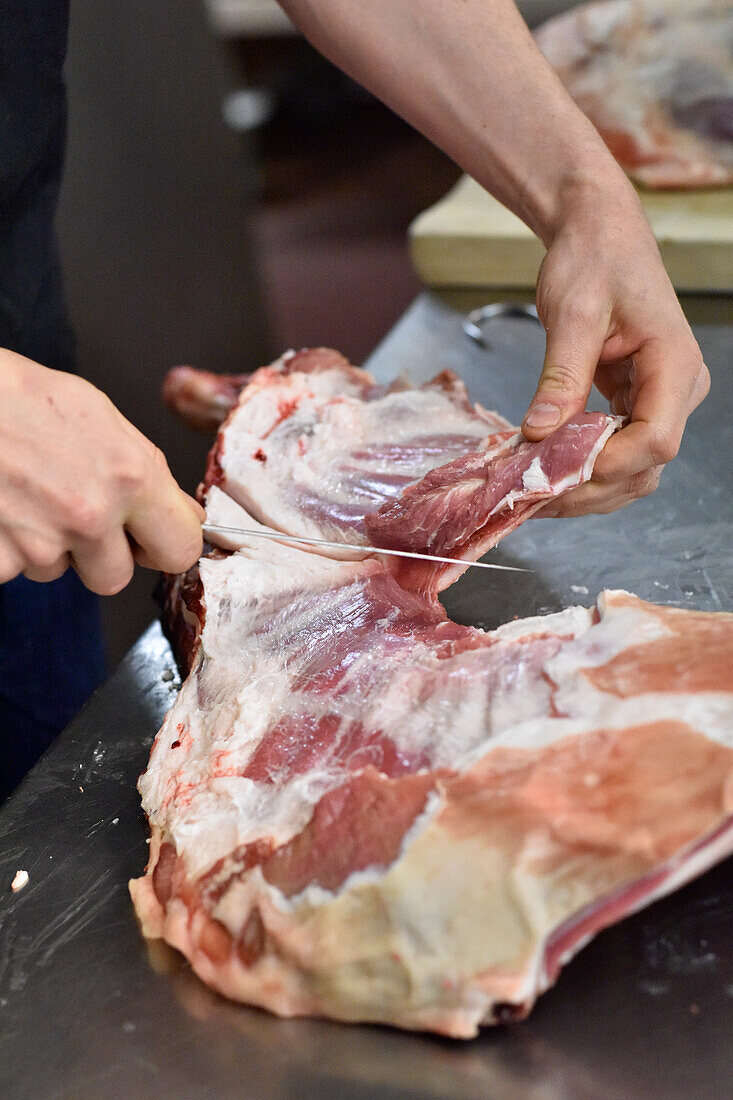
[{"xmin": 463, "ymin": 302, "xmax": 541, "ymax": 349}]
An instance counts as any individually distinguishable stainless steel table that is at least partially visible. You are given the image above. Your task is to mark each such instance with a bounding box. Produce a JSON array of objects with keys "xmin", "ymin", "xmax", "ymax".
[{"xmin": 2, "ymin": 294, "xmax": 731, "ymax": 1099}]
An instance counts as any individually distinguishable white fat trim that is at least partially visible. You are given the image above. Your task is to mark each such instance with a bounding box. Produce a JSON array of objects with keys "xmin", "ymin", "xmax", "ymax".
[
  {"xmin": 452, "ymin": 714, "xmax": 581, "ymax": 765},
  {"xmin": 521, "ymin": 455, "xmax": 553, "ymax": 494},
  {"xmin": 578, "ymin": 415, "xmax": 622, "ymax": 481},
  {"xmin": 199, "ymin": 541, "xmax": 371, "ymax": 607},
  {"xmin": 203, "ymin": 486, "xmax": 310, "ymax": 554},
  {"xmin": 551, "ymin": 689, "xmax": 733, "ymax": 749},
  {"xmin": 451, "ymin": 684, "xmax": 733, "ymax": 766},
  {"xmin": 492, "ymin": 604, "xmax": 594, "ymax": 643},
  {"xmin": 212, "ymin": 865, "xmax": 275, "ymax": 933},
  {"xmin": 545, "ymin": 600, "xmax": 672, "ymax": 682}
]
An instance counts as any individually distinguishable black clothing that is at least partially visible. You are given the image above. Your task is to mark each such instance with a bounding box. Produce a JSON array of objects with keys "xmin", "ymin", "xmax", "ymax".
[
  {"xmin": 0, "ymin": 2, "xmax": 105, "ymax": 801},
  {"xmin": 0, "ymin": 0, "xmax": 75, "ymax": 369}
]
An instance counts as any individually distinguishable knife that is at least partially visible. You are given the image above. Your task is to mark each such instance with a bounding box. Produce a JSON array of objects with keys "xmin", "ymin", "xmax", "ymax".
[{"xmin": 202, "ymin": 522, "xmax": 530, "ymax": 573}]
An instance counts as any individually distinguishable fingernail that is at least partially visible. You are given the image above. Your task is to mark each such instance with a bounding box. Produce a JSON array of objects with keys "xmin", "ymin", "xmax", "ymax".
[{"xmin": 524, "ymin": 402, "xmax": 561, "ymax": 429}]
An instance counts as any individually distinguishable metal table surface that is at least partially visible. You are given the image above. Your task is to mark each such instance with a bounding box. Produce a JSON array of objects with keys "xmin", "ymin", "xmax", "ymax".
[{"xmin": 1, "ymin": 294, "xmax": 731, "ymax": 1100}]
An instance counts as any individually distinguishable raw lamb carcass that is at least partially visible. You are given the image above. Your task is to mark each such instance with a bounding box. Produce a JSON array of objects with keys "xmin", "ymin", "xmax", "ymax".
[
  {"xmin": 536, "ymin": 0, "xmax": 733, "ymax": 189},
  {"xmin": 130, "ymin": 349, "xmax": 733, "ymax": 1037},
  {"xmin": 130, "ymin": 518, "xmax": 733, "ymax": 1037}
]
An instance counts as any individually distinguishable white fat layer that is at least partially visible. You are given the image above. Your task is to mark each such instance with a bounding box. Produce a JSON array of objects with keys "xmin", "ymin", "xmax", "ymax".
[
  {"xmin": 521, "ymin": 455, "xmax": 552, "ymax": 494},
  {"xmin": 205, "ymin": 486, "xmax": 370, "ymax": 561},
  {"xmin": 547, "ymin": 598, "xmax": 671, "ymax": 679},
  {"xmin": 212, "ymin": 866, "xmax": 273, "ymax": 933},
  {"xmin": 580, "ymin": 415, "xmax": 623, "ymax": 476},
  {"xmin": 492, "ymin": 604, "xmax": 593, "ymax": 643}
]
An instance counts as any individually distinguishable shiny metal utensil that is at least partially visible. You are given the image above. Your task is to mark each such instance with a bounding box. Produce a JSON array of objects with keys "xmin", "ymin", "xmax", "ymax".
[
  {"xmin": 463, "ymin": 302, "xmax": 540, "ymax": 348},
  {"xmin": 202, "ymin": 523, "xmax": 531, "ymax": 573}
]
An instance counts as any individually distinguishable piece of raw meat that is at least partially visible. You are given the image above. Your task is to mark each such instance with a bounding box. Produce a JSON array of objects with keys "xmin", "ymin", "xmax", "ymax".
[
  {"xmin": 132, "ymin": 349, "xmax": 731, "ymax": 1035},
  {"xmin": 163, "ymin": 348, "xmax": 370, "ymax": 432},
  {"xmin": 196, "ymin": 350, "xmax": 617, "ymax": 593},
  {"xmin": 130, "ymin": 523, "xmax": 733, "ymax": 1037},
  {"xmin": 536, "ymin": 0, "xmax": 733, "ymax": 189},
  {"xmin": 162, "ymin": 367, "xmax": 254, "ymax": 432},
  {"xmin": 202, "ymin": 350, "xmax": 511, "ymax": 544},
  {"xmin": 365, "ymin": 412, "xmax": 618, "ymax": 593}
]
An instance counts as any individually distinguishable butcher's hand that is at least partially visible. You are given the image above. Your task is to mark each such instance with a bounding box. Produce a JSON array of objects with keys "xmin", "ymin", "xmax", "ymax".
[
  {"xmin": 523, "ymin": 182, "xmax": 710, "ymax": 516},
  {"xmin": 0, "ymin": 350, "xmax": 204, "ymax": 592}
]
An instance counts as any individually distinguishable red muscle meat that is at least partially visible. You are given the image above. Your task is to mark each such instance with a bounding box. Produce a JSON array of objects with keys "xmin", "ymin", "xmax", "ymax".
[
  {"xmin": 536, "ymin": 0, "xmax": 733, "ymax": 189},
  {"xmin": 365, "ymin": 413, "xmax": 617, "ymax": 593},
  {"xmin": 130, "ymin": 348, "xmax": 733, "ymax": 1037}
]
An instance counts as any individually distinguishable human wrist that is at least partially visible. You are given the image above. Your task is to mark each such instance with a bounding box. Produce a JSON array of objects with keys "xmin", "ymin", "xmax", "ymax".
[{"xmin": 539, "ymin": 160, "xmax": 644, "ymax": 248}]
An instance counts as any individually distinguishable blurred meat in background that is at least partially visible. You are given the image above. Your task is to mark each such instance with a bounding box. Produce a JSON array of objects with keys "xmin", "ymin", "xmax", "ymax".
[{"xmin": 536, "ymin": 0, "xmax": 733, "ymax": 189}]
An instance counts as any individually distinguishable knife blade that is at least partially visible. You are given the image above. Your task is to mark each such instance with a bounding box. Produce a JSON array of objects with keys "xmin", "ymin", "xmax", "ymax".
[{"xmin": 202, "ymin": 522, "xmax": 530, "ymax": 573}]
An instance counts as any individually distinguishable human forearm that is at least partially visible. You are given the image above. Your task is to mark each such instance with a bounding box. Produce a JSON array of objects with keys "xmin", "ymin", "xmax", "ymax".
[
  {"xmin": 279, "ymin": 0, "xmax": 709, "ymax": 515},
  {"xmin": 278, "ymin": 0, "xmax": 632, "ymax": 244}
]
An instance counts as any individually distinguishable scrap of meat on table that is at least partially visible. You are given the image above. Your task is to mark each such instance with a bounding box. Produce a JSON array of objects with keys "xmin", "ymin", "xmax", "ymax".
[
  {"xmin": 535, "ymin": 0, "xmax": 733, "ymax": 188},
  {"xmin": 131, "ymin": 349, "xmax": 733, "ymax": 1038}
]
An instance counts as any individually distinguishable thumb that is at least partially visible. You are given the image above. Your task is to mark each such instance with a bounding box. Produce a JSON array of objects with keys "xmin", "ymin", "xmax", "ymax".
[{"xmin": 522, "ymin": 313, "xmax": 605, "ymax": 440}]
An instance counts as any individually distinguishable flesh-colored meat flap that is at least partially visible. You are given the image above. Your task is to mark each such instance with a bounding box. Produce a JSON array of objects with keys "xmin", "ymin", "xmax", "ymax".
[
  {"xmin": 365, "ymin": 413, "xmax": 618, "ymax": 594},
  {"xmin": 197, "ymin": 349, "xmax": 618, "ymax": 594}
]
